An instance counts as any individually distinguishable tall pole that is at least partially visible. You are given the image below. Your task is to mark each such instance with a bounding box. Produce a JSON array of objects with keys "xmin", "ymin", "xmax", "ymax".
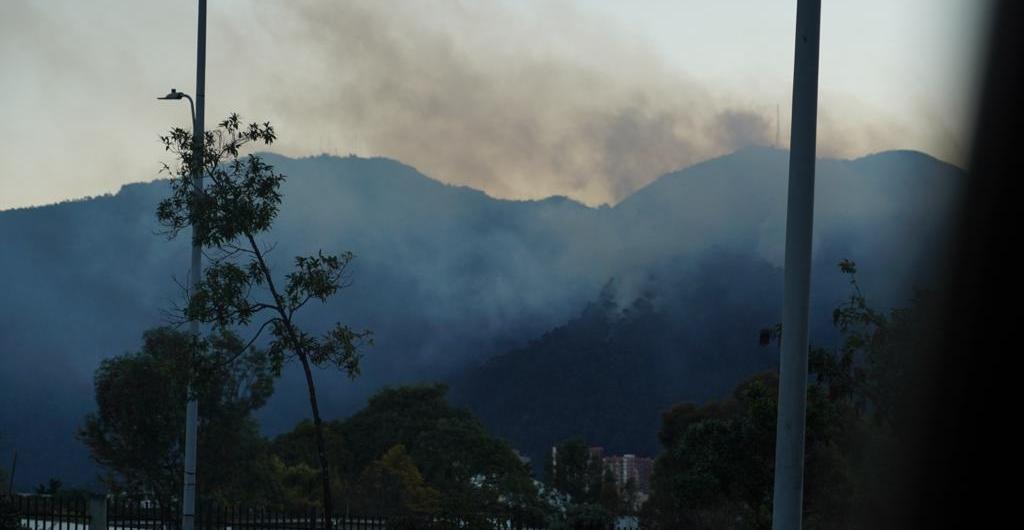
[
  {"xmin": 776, "ymin": 104, "xmax": 781, "ymax": 147},
  {"xmin": 771, "ymin": 1, "xmax": 821, "ymax": 530},
  {"xmin": 182, "ymin": 2, "xmax": 206, "ymax": 530}
]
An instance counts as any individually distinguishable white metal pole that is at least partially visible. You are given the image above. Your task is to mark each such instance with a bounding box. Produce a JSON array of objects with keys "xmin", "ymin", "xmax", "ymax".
[
  {"xmin": 772, "ymin": 1, "xmax": 821, "ymax": 529},
  {"xmin": 182, "ymin": 2, "xmax": 206, "ymax": 530}
]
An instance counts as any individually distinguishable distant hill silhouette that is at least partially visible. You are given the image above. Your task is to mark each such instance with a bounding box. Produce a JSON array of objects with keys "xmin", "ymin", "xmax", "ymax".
[{"xmin": 0, "ymin": 147, "xmax": 961, "ymax": 488}]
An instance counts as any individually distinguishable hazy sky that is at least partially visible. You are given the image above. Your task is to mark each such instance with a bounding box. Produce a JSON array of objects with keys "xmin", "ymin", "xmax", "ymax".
[{"xmin": 0, "ymin": 1, "xmax": 991, "ymax": 210}]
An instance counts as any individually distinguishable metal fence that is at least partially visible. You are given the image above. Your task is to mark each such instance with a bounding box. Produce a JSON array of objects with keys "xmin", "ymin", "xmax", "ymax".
[
  {"xmin": 105, "ymin": 498, "xmax": 174, "ymax": 530},
  {"xmin": 7, "ymin": 494, "xmax": 91, "ymax": 530},
  {"xmin": 3, "ymin": 496, "xmax": 555, "ymax": 530}
]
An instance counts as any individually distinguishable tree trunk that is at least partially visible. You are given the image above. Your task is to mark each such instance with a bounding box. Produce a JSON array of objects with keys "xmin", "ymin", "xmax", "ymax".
[
  {"xmin": 245, "ymin": 233, "xmax": 335, "ymax": 530},
  {"xmin": 297, "ymin": 351, "xmax": 334, "ymax": 530}
]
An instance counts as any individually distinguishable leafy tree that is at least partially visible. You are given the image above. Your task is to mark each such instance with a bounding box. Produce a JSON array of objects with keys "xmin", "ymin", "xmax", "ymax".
[
  {"xmin": 271, "ymin": 384, "xmax": 543, "ymax": 526},
  {"xmin": 78, "ymin": 327, "xmax": 275, "ymax": 507},
  {"xmin": 269, "ymin": 419, "xmax": 354, "ymax": 512},
  {"xmin": 156, "ymin": 114, "xmax": 372, "ymax": 525},
  {"xmin": 353, "ymin": 444, "xmax": 440, "ymax": 518},
  {"xmin": 642, "ymin": 372, "xmax": 777, "ymax": 529},
  {"xmin": 545, "ymin": 438, "xmax": 634, "ymax": 527},
  {"xmin": 802, "ymin": 260, "xmax": 931, "ymax": 527},
  {"xmin": 546, "ymin": 439, "xmax": 601, "ymax": 504},
  {"xmin": 339, "ymin": 385, "xmax": 537, "ymax": 515},
  {"xmin": 597, "ymin": 468, "xmax": 622, "ymax": 515},
  {"xmin": 819, "ymin": 259, "xmax": 926, "ymax": 431},
  {"xmin": 259, "ymin": 456, "xmax": 321, "ymax": 512},
  {"xmin": 643, "ymin": 260, "xmax": 930, "ymax": 529}
]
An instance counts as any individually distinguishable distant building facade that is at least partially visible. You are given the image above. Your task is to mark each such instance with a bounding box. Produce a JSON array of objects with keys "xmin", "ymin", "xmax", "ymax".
[
  {"xmin": 600, "ymin": 451, "xmax": 654, "ymax": 494},
  {"xmin": 551, "ymin": 444, "xmax": 655, "ymax": 496}
]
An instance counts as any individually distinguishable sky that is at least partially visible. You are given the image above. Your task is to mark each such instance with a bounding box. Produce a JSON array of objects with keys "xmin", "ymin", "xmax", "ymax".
[{"xmin": 0, "ymin": 0, "xmax": 991, "ymax": 210}]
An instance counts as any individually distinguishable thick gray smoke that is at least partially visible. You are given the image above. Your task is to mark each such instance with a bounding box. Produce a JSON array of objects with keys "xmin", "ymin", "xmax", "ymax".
[
  {"xmin": 1, "ymin": 1, "xmax": 952, "ymax": 210},
  {"xmin": 220, "ymin": 1, "xmax": 782, "ymax": 206}
]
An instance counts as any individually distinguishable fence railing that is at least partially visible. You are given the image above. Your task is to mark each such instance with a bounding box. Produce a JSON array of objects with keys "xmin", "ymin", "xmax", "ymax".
[
  {"xmin": 3, "ymin": 495, "xmax": 555, "ymax": 530},
  {"xmin": 7, "ymin": 494, "xmax": 91, "ymax": 530},
  {"xmin": 105, "ymin": 498, "xmax": 174, "ymax": 530}
]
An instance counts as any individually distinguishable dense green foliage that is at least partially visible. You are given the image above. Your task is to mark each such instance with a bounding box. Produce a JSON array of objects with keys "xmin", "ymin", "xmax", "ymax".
[
  {"xmin": 642, "ymin": 373, "xmax": 778, "ymax": 528},
  {"xmin": 353, "ymin": 444, "xmax": 441, "ymax": 517},
  {"xmin": 642, "ymin": 261, "xmax": 929, "ymax": 529},
  {"xmin": 79, "ymin": 361, "xmax": 547, "ymax": 525},
  {"xmin": 78, "ymin": 327, "xmax": 276, "ymax": 507},
  {"xmin": 270, "ymin": 385, "xmax": 546, "ymax": 526}
]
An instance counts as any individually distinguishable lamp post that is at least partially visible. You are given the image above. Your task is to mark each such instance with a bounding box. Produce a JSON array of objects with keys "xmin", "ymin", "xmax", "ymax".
[
  {"xmin": 157, "ymin": 4, "xmax": 206, "ymax": 530},
  {"xmin": 157, "ymin": 84, "xmax": 202, "ymax": 530},
  {"xmin": 771, "ymin": 1, "xmax": 821, "ymax": 529},
  {"xmin": 157, "ymin": 89, "xmax": 194, "ymax": 124}
]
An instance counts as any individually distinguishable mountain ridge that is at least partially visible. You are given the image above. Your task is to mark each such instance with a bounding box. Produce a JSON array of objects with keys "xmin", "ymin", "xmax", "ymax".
[
  {"xmin": 0, "ymin": 146, "xmax": 960, "ymax": 216},
  {"xmin": 0, "ymin": 147, "xmax": 961, "ymax": 489}
]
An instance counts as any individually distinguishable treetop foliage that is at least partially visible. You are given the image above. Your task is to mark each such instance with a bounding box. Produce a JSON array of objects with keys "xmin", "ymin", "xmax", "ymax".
[
  {"xmin": 157, "ymin": 114, "xmax": 280, "ymax": 247},
  {"xmin": 78, "ymin": 327, "xmax": 275, "ymax": 507},
  {"xmin": 155, "ymin": 113, "xmax": 371, "ymax": 380},
  {"xmin": 642, "ymin": 260, "xmax": 932, "ymax": 529},
  {"xmin": 269, "ymin": 384, "xmax": 544, "ymax": 523}
]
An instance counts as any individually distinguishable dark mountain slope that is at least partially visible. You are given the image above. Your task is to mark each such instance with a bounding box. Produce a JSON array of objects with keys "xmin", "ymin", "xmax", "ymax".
[{"xmin": 0, "ymin": 147, "xmax": 960, "ymax": 488}]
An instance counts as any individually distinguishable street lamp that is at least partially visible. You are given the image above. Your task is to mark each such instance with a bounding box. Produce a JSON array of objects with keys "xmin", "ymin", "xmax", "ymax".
[
  {"xmin": 157, "ymin": 5, "xmax": 207, "ymax": 530},
  {"xmin": 158, "ymin": 83, "xmax": 203, "ymax": 530},
  {"xmin": 158, "ymin": 89, "xmax": 195, "ymax": 126}
]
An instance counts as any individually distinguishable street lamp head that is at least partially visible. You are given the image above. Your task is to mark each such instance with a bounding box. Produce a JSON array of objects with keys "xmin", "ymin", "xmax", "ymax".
[
  {"xmin": 157, "ymin": 88, "xmax": 187, "ymax": 100},
  {"xmin": 157, "ymin": 88, "xmax": 196, "ymax": 124}
]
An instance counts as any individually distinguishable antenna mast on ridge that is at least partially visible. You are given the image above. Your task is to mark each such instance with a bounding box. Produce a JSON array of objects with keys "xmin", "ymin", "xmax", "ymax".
[{"xmin": 776, "ymin": 103, "xmax": 781, "ymax": 147}]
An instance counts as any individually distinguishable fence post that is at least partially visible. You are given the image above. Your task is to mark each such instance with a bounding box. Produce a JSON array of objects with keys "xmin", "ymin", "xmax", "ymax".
[{"xmin": 89, "ymin": 494, "xmax": 107, "ymax": 530}]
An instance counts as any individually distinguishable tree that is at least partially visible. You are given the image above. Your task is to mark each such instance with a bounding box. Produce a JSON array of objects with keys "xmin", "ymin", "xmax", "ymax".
[
  {"xmin": 78, "ymin": 327, "xmax": 275, "ymax": 507},
  {"xmin": 156, "ymin": 114, "xmax": 372, "ymax": 526},
  {"xmin": 544, "ymin": 438, "xmax": 632, "ymax": 528},
  {"xmin": 597, "ymin": 468, "xmax": 622, "ymax": 515},
  {"xmin": 270, "ymin": 384, "xmax": 543, "ymax": 525},
  {"xmin": 643, "ymin": 260, "xmax": 931, "ymax": 529},
  {"xmin": 546, "ymin": 439, "xmax": 600, "ymax": 504},
  {"xmin": 643, "ymin": 373, "xmax": 777, "ymax": 530},
  {"xmin": 354, "ymin": 444, "xmax": 440, "ymax": 518}
]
